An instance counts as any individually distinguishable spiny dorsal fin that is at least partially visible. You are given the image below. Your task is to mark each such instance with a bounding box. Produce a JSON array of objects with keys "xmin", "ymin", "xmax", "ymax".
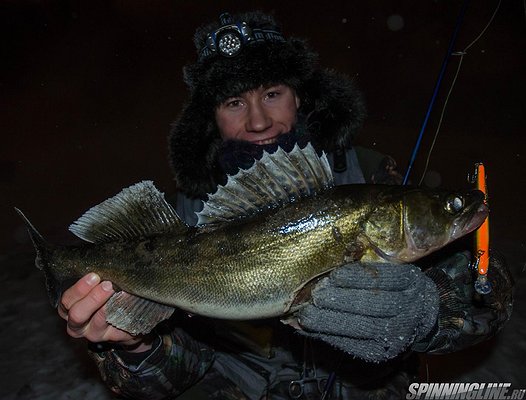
[
  {"xmin": 197, "ymin": 143, "xmax": 334, "ymax": 225},
  {"xmin": 69, "ymin": 181, "xmax": 186, "ymax": 243}
]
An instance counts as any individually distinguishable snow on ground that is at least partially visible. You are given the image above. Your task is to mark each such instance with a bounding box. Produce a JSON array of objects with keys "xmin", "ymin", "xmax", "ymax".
[
  {"xmin": 423, "ymin": 239, "xmax": 526, "ymax": 387},
  {"xmin": 1, "ymin": 238, "xmax": 524, "ymax": 399},
  {"xmin": 0, "ymin": 251, "xmax": 115, "ymax": 400}
]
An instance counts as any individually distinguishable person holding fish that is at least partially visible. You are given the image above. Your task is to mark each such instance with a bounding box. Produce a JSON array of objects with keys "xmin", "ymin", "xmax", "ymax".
[{"xmin": 55, "ymin": 11, "xmax": 513, "ymax": 400}]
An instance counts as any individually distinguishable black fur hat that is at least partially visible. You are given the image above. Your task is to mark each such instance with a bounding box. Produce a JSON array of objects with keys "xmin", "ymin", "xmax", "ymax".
[{"xmin": 169, "ymin": 11, "xmax": 366, "ymax": 198}]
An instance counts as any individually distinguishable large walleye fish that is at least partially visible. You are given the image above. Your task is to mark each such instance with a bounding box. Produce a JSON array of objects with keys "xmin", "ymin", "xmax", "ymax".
[{"xmin": 18, "ymin": 144, "xmax": 488, "ymax": 335}]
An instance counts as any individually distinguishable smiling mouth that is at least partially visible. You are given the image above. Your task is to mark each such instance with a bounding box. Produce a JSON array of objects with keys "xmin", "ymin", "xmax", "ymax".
[{"xmin": 253, "ymin": 137, "xmax": 279, "ymax": 145}]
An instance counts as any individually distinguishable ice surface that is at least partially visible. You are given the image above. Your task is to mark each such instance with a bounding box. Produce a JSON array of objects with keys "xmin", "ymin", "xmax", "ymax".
[{"xmin": 0, "ymin": 252, "xmax": 115, "ymax": 400}]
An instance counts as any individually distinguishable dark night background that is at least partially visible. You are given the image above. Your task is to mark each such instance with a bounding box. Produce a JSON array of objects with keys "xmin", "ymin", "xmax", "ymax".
[{"xmin": 1, "ymin": 1, "xmax": 525, "ymax": 398}]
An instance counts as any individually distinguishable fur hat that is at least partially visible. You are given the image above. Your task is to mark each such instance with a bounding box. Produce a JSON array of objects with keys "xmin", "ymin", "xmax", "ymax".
[{"xmin": 169, "ymin": 11, "xmax": 366, "ymax": 198}]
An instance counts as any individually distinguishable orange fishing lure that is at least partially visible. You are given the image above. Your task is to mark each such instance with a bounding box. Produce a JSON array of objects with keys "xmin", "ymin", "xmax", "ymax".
[{"xmin": 470, "ymin": 163, "xmax": 491, "ymax": 294}]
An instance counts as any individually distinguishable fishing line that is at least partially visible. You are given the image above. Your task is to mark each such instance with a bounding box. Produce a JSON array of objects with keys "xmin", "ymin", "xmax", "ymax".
[
  {"xmin": 417, "ymin": 0, "xmax": 502, "ymax": 186},
  {"xmin": 417, "ymin": 55, "xmax": 463, "ymax": 187},
  {"xmin": 402, "ymin": 0, "xmax": 470, "ymax": 185}
]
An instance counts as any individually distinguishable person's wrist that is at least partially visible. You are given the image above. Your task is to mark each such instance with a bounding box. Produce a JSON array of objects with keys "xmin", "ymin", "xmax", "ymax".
[{"xmin": 120, "ymin": 334, "xmax": 156, "ymax": 353}]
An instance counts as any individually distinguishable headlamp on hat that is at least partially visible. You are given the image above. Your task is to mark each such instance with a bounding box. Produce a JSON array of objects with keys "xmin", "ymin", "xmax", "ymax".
[{"xmin": 199, "ymin": 12, "xmax": 285, "ymax": 60}]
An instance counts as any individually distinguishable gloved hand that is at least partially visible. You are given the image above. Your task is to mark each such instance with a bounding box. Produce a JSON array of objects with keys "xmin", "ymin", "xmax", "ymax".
[
  {"xmin": 414, "ymin": 250, "xmax": 513, "ymax": 353},
  {"xmin": 294, "ymin": 262, "xmax": 439, "ymax": 362}
]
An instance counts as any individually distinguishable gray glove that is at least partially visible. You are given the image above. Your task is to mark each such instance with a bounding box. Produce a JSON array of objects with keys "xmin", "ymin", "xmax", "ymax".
[
  {"xmin": 295, "ymin": 262, "xmax": 439, "ymax": 362},
  {"xmin": 414, "ymin": 250, "xmax": 514, "ymax": 353}
]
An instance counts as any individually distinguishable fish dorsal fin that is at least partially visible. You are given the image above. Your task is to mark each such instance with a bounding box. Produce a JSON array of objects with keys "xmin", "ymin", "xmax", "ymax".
[
  {"xmin": 197, "ymin": 143, "xmax": 334, "ymax": 225},
  {"xmin": 69, "ymin": 181, "xmax": 186, "ymax": 243}
]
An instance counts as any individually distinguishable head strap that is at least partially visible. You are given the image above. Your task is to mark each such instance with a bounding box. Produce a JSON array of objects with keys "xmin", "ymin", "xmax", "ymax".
[{"xmin": 198, "ymin": 12, "xmax": 285, "ymax": 60}]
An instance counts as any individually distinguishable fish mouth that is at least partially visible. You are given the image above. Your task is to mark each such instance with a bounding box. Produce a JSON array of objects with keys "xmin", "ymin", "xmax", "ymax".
[
  {"xmin": 450, "ymin": 202, "xmax": 489, "ymax": 241},
  {"xmin": 466, "ymin": 203, "xmax": 489, "ymax": 232},
  {"xmin": 397, "ymin": 202, "xmax": 489, "ymax": 263}
]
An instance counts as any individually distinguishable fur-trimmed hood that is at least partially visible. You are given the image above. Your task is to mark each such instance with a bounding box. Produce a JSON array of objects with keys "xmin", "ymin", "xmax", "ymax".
[{"xmin": 168, "ymin": 12, "xmax": 366, "ymax": 199}]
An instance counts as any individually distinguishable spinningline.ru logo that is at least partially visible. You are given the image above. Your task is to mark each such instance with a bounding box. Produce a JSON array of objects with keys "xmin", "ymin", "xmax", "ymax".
[{"xmin": 406, "ymin": 383, "xmax": 525, "ymax": 399}]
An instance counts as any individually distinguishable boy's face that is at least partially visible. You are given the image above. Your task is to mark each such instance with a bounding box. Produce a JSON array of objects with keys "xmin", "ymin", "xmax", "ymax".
[{"xmin": 215, "ymin": 84, "xmax": 300, "ymax": 145}]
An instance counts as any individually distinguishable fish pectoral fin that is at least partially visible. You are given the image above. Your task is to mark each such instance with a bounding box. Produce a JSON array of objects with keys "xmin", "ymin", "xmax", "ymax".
[
  {"xmin": 284, "ymin": 271, "xmax": 333, "ymax": 318},
  {"xmin": 280, "ymin": 314, "xmax": 303, "ymax": 330},
  {"xmin": 344, "ymin": 238, "xmax": 367, "ymax": 263},
  {"xmin": 105, "ymin": 291, "xmax": 175, "ymax": 335}
]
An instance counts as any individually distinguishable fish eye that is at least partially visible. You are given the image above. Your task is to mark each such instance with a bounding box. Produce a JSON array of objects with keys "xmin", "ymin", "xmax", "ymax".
[{"xmin": 445, "ymin": 195, "xmax": 464, "ymax": 214}]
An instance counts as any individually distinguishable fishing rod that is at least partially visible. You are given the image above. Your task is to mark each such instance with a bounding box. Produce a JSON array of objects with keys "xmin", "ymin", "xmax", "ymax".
[
  {"xmin": 402, "ymin": 0, "xmax": 503, "ymax": 298},
  {"xmin": 417, "ymin": 0, "xmax": 502, "ymax": 187},
  {"xmin": 402, "ymin": 0, "xmax": 470, "ymax": 185}
]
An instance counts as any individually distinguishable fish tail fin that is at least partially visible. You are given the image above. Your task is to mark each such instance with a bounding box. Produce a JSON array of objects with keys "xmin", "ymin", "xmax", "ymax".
[{"xmin": 15, "ymin": 208, "xmax": 61, "ymax": 307}]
